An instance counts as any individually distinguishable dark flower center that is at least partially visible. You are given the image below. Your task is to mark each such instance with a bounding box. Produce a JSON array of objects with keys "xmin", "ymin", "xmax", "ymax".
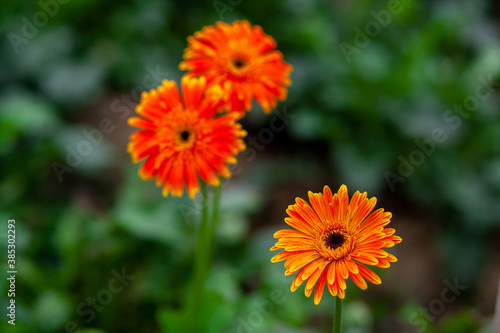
[
  {"xmin": 324, "ymin": 232, "xmax": 346, "ymax": 250},
  {"xmin": 180, "ymin": 130, "xmax": 191, "ymax": 142},
  {"xmin": 232, "ymin": 58, "xmax": 246, "ymax": 69}
]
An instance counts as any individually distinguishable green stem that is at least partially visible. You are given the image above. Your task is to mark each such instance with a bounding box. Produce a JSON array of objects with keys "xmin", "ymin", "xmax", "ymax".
[
  {"xmin": 188, "ymin": 182, "xmax": 209, "ymax": 331},
  {"xmin": 207, "ymin": 185, "xmax": 221, "ymax": 255},
  {"xmin": 333, "ymin": 297, "xmax": 343, "ymax": 333},
  {"xmin": 186, "ymin": 184, "xmax": 221, "ymax": 332},
  {"xmin": 197, "ymin": 182, "xmax": 209, "ymax": 269}
]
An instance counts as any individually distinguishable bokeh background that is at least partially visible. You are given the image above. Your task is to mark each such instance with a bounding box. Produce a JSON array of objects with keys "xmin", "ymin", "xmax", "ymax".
[{"xmin": 1, "ymin": 0, "xmax": 500, "ymax": 332}]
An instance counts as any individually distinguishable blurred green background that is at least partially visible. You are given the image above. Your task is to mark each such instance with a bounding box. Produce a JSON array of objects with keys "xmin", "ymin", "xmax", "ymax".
[{"xmin": 1, "ymin": 0, "xmax": 499, "ymax": 332}]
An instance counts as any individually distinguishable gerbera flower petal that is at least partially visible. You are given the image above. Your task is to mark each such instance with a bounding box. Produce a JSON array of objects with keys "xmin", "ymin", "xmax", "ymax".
[
  {"xmin": 305, "ymin": 267, "xmax": 325, "ymax": 291},
  {"xmin": 270, "ymin": 250, "xmax": 296, "ymax": 263},
  {"xmin": 129, "ymin": 137, "xmax": 159, "ymax": 162},
  {"xmin": 338, "ymin": 260, "xmax": 349, "ymax": 280},
  {"xmin": 389, "ymin": 235, "xmax": 403, "ymax": 245},
  {"xmin": 351, "ymin": 253, "xmax": 379, "ymax": 266},
  {"xmin": 345, "ymin": 258, "xmax": 359, "ymax": 275},
  {"xmin": 350, "ymin": 272, "xmax": 368, "ymax": 290},
  {"xmin": 271, "ymin": 185, "xmax": 401, "ymax": 304},
  {"xmin": 291, "ymin": 258, "xmax": 326, "ymax": 292},
  {"xmin": 284, "ymin": 215, "xmax": 314, "ymax": 236},
  {"xmin": 302, "ymin": 259, "xmax": 326, "ymax": 281},
  {"xmin": 273, "ymin": 229, "xmax": 313, "ymax": 240},
  {"xmin": 358, "ymin": 209, "xmax": 392, "ymax": 235},
  {"xmin": 336, "ymin": 185, "xmax": 349, "ymax": 222},
  {"xmin": 156, "ymin": 159, "xmax": 173, "ymax": 187},
  {"xmin": 376, "ymin": 259, "xmax": 391, "ymax": 268},
  {"xmin": 294, "ymin": 200, "xmax": 324, "ymax": 229},
  {"xmin": 386, "ymin": 253, "xmax": 398, "ymax": 262},
  {"xmin": 180, "ymin": 20, "xmax": 292, "ymax": 114},
  {"xmin": 291, "ymin": 274, "xmax": 304, "ymax": 292},
  {"xmin": 327, "ymin": 277, "xmax": 338, "ymax": 297},
  {"xmin": 308, "ymin": 191, "xmax": 329, "ymax": 224},
  {"xmin": 327, "ymin": 261, "xmax": 336, "ymax": 285},
  {"xmin": 128, "ymin": 117, "xmax": 157, "ymax": 130},
  {"xmin": 138, "ymin": 155, "xmax": 159, "ymax": 180},
  {"xmin": 336, "ymin": 261, "xmax": 347, "ymax": 292},
  {"xmin": 127, "ymin": 77, "xmax": 246, "ymax": 198},
  {"xmin": 357, "ymin": 264, "xmax": 382, "ymax": 285},
  {"xmin": 285, "ymin": 252, "xmax": 321, "ymax": 273},
  {"xmin": 183, "ymin": 161, "xmax": 199, "ymax": 199},
  {"xmin": 165, "ymin": 160, "xmax": 184, "ymax": 197},
  {"xmin": 313, "ymin": 269, "xmax": 328, "ymax": 305},
  {"xmin": 181, "ymin": 75, "xmax": 206, "ymax": 111},
  {"xmin": 338, "ymin": 287, "xmax": 346, "ymax": 299},
  {"xmin": 346, "ymin": 193, "xmax": 377, "ymax": 231}
]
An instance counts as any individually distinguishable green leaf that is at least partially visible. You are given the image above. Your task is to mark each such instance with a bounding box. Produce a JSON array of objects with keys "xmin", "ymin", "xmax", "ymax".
[{"xmin": 157, "ymin": 308, "xmax": 184, "ymax": 333}]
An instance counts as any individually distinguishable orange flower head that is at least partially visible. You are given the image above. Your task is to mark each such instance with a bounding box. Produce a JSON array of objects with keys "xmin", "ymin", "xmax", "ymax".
[
  {"xmin": 179, "ymin": 20, "xmax": 292, "ymax": 114},
  {"xmin": 127, "ymin": 76, "xmax": 247, "ymax": 198},
  {"xmin": 270, "ymin": 185, "xmax": 402, "ymax": 304}
]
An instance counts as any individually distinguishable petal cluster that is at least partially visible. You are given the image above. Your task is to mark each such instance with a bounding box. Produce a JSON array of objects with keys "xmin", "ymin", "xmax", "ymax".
[
  {"xmin": 179, "ymin": 20, "xmax": 292, "ymax": 114},
  {"xmin": 128, "ymin": 76, "xmax": 247, "ymax": 198},
  {"xmin": 270, "ymin": 185, "xmax": 402, "ymax": 304}
]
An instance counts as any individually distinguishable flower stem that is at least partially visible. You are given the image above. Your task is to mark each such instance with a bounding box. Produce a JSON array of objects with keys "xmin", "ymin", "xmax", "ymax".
[
  {"xmin": 333, "ymin": 297, "xmax": 343, "ymax": 333},
  {"xmin": 188, "ymin": 182, "xmax": 209, "ymax": 331},
  {"xmin": 197, "ymin": 182, "xmax": 209, "ymax": 267},
  {"xmin": 194, "ymin": 182, "xmax": 210, "ymax": 288},
  {"xmin": 186, "ymin": 183, "xmax": 222, "ymax": 332},
  {"xmin": 207, "ymin": 185, "xmax": 220, "ymax": 255}
]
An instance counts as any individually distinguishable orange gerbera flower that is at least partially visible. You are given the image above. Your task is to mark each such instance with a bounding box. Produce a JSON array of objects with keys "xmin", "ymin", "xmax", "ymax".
[
  {"xmin": 271, "ymin": 185, "xmax": 402, "ymax": 304},
  {"xmin": 179, "ymin": 20, "xmax": 292, "ymax": 114},
  {"xmin": 127, "ymin": 76, "xmax": 247, "ymax": 198}
]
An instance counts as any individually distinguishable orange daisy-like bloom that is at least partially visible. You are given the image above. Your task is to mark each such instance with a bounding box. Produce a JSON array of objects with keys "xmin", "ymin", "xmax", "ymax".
[
  {"xmin": 179, "ymin": 20, "xmax": 292, "ymax": 114},
  {"xmin": 270, "ymin": 185, "xmax": 402, "ymax": 304},
  {"xmin": 127, "ymin": 76, "xmax": 247, "ymax": 198}
]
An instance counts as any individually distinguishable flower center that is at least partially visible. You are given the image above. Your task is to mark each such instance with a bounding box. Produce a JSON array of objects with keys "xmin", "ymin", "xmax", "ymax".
[
  {"xmin": 323, "ymin": 230, "xmax": 347, "ymax": 250},
  {"xmin": 180, "ymin": 130, "xmax": 191, "ymax": 142},
  {"xmin": 174, "ymin": 127, "xmax": 196, "ymax": 149},
  {"xmin": 232, "ymin": 57, "xmax": 246, "ymax": 69}
]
